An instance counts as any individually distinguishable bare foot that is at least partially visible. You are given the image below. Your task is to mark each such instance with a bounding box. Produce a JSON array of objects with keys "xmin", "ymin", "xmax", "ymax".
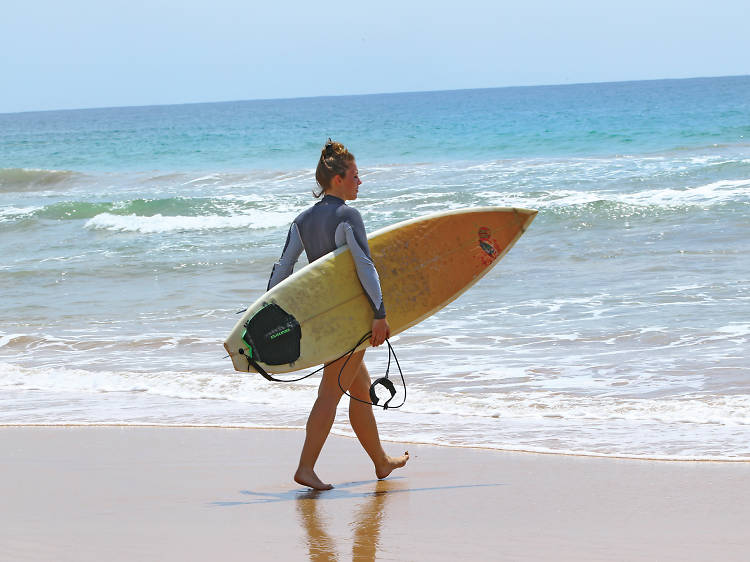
[
  {"xmin": 375, "ymin": 451, "xmax": 410, "ymax": 480},
  {"xmin": 294, "ymin": 466, "xmax": 333, "ymax": 490}
]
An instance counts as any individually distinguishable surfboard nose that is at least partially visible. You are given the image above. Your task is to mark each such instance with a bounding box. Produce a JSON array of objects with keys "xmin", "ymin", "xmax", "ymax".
[{"xmin": 515, "ymin": 207, "xmax": 538, "ymax": 230}]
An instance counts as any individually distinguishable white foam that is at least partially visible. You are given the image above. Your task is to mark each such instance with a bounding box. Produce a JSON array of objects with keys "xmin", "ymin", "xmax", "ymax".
[
  {"xmin": 0, "ymin": 334, "xmax": 22, "ymax": 348},
  {"xmin": 4, "ymin": 360, "xmax": 750, "ymax": 459},
  {"xmin": 399, "ymin": 385, "xmax": 750, "ymax": 427},
  {"xmin": 5, "ymin": 358, "xmax": 747, "ymax": 427},
  {"xmin": 0, "ymin": 362, "xmax": 313, "ymax": 405},
  {"xmin": 0, "ymin": 206, "xmax": 41, "ymax": 219},
  {"xmin": 478, "ymin": 175, "xmax": 750, "ymax": 211},
  {"xmin": 84, "ymin": 211, "xmax": 297, "ymax": 233},
  {"xmin": 619, "ymin": 179, "xmax": 750, "ymax": 207},
  {"xmin": 716, "ymin": 323, "xmax": 750, "ymax": 338}
]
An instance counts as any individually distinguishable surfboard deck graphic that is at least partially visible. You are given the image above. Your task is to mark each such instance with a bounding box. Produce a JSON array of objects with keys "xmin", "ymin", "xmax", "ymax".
[{"xmin": 225, "ymin": 207, "xmax": 537, "ymax": 374}]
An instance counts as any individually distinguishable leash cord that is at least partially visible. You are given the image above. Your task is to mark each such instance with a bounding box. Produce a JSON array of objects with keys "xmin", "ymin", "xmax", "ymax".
[{"xmin": 246, "ymin": 331, "xmax": 406, "ymax": 410}]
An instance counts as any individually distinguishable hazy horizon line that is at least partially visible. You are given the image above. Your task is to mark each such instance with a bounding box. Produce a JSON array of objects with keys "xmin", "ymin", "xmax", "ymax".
[{"xmin": 3, "ymin": 73, "xmax": 748, "ymax": 117}]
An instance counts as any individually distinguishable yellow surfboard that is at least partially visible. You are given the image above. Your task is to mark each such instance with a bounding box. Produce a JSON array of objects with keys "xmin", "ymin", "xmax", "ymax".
[{"xmin": 224, "ymin": 207, "xmax": 537, "ymax": 374}]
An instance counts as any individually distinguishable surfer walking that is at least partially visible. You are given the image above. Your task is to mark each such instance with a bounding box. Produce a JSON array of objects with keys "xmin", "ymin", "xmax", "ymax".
[{"xmin": 267, "ymin": 140, "xmax": 409, "ymax": 490}]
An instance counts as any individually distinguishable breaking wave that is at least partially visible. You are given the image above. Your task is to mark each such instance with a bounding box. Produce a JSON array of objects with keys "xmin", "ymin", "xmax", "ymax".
[{"xmin": 0, "ymin": 168, "xmax": 83, "ymax": 192}]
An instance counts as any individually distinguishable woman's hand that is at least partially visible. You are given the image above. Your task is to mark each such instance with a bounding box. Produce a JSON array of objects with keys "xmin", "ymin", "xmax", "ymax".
[{"xmin": 370, "ymin": 317, "xmax": 390, "ymax": 347}]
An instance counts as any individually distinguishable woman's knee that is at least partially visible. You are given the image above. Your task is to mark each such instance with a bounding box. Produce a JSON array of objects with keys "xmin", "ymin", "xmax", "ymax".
[
  {"xmin": 347, "ymin": 367, "xmax": 373, "ymax": 403},
  {"xmin": 330, "ymin": 352, "xmax": 365, "ymax": 391},
  {"xmin": 316, "ymin": 381, "xmax": 344, "ymax": 404}
]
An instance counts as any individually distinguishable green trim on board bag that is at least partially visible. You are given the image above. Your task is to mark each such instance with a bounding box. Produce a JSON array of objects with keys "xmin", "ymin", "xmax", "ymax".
[{"xmin": 240, "ymin": 328, "xmax": 254, "ymax": 358}]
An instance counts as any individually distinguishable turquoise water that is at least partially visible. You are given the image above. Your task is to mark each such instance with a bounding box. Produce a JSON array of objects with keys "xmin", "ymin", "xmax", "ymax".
[
  {"xmin": 3, "ymin": 76, "xmax": 748, "ymax": 171},
  {"xmin": 2, "ymin": 76, "xmax": 749, "ymax": 459}
]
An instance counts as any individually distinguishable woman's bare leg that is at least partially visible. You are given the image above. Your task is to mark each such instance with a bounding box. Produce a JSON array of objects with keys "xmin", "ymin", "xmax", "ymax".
[
  {"xmin": 348, "ymin": 360, "xmax": 409, "ymax": 479},
  {"xmin": 294, "ymin": 351, "xmax": 366, "ymax": 490}
]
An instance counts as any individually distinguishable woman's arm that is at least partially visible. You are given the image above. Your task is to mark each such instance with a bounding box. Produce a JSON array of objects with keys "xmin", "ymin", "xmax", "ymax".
[
  {"xmin": 334, "ymin": 211, "xmax": 390, "ymax": 346},
  {"xmin": 267, "ymin": 222, "xmax": 304, "ymax": 290},
  {"xmin": 335, "ymin": 220, "xmax": 385, "ymax": 319}
]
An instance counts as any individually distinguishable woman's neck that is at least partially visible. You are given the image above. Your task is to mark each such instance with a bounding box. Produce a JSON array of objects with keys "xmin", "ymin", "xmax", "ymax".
[{"xmin": 323, "ymin": 192, "xmax": 345, "ymax": 202}]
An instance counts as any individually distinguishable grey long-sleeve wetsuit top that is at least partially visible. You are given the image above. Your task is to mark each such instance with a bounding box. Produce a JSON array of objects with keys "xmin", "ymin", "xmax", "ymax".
[{"xmin": 267, "ymin": 194, "xmax": 386, "ymax": 319}]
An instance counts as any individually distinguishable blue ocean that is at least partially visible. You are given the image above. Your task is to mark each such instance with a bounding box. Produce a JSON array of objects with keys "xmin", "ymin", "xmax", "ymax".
[{"xmin": 2, "ymin": 75, "xmax": 749, "ymax": 459}]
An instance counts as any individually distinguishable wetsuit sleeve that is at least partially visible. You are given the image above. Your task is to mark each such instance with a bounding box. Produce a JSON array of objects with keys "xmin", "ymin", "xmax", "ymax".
[
  {"xmin": 267, "ymin": 222, "xmax": 304, "ymax": 290},
  {"xmin": 335, "ymin": 216, "xmax": 386, "ymax": 319}
]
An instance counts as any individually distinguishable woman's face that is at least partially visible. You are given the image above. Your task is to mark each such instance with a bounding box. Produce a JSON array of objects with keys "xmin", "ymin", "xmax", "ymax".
[{"xmin": 331, "ymin": 161, "xmax": 361, "ymax": 201}]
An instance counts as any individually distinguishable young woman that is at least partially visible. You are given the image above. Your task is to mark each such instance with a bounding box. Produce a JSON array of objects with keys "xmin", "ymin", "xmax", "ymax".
[{"xmin": 267, "ymin": 140, "xmax": 409, "ymax": 490}]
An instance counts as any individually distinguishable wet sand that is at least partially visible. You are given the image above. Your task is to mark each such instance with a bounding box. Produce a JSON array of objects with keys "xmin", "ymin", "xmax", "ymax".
[{"xmin": 2, "ymin": 426, "xmax": 749, "ymax": 561}]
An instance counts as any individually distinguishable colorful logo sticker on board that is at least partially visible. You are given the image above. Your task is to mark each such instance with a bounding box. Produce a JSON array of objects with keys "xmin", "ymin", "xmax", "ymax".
[{"xmin": 478, "ymin": 226, "xmax": 499, "ymax": 264}]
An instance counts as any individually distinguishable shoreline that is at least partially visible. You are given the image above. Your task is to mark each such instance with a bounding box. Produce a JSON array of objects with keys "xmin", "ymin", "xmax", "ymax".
[
  {"xmin": 2, "ymin": 422, "xmax": 749, "ymax": 463},
  {"xmin": 3, "ymin": 425, "xmax": 750, "ymax": 561}
]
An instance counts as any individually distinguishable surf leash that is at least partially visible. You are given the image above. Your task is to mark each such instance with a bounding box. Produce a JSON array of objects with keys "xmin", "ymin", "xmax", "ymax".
[
  {"xmin": 239, "ymin": 330, "xmax": 406, "ymax": 410},
  {"xmin": 336, "ymin": 332, "xmax": 406, "ymax": 410}
]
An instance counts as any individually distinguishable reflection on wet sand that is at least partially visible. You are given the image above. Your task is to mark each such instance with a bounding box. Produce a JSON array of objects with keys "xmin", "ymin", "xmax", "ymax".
[
  {"xmin": 297, "ymin": 480, "xmax": 394, "ymax": 561},
  {"xmin": 218, "ymin": 480, "xmax": 501, "ymax": 558}
]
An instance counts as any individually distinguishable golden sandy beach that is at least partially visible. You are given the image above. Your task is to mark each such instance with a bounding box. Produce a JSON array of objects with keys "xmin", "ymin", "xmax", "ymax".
[{"xmin": 2, "ymin": 426, "xmax": 749, "ymax": 561}]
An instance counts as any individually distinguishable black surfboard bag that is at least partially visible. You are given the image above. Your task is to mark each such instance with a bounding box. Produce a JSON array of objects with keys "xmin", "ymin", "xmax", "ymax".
[{"xmin": 240, "ymin": 303, "xmax": 301, "ymax": 380}]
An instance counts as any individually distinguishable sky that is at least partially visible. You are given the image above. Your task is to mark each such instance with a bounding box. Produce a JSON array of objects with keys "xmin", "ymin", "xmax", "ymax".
[{"xmin": 2, "ymin": 0, "xmax": 749, "ymax": 113}]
